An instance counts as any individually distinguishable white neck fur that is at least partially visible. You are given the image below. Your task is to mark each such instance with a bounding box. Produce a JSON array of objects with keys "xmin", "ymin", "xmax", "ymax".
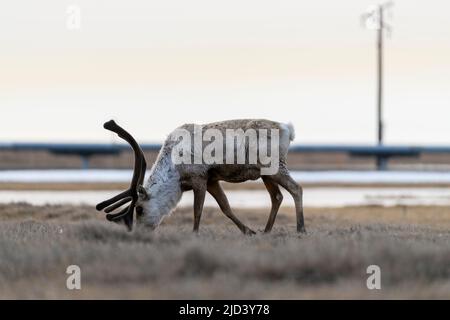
[{"xmin": 141, "ymin": 145, "xmax": 182, "ymax": 227}]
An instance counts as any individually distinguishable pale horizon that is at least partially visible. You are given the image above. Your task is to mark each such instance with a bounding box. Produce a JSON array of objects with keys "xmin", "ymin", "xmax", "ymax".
[{"xmin": 1, "ymin": 0, "xmax": 449, "ymax": 144}]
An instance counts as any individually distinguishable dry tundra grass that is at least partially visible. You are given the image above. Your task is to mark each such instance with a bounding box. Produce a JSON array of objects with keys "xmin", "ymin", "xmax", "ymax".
[{"xmin": 0, "ymin": 202, "xmax": 449, "ymax": 299}]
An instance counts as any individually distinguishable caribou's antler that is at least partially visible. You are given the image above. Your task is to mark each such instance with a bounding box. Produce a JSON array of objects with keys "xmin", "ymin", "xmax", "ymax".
[{"xmin": 95, "ymin": 120, "xmax": 147, "ymax": 230}]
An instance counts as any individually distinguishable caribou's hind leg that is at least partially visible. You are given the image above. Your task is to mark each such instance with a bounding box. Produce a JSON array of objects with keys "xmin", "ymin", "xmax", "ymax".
[
  {"xmin": 207, "ymin": 181, "xmax": 256, "ymax": 235},
  {"xmin": 262, "ymin": 176, "xmax": 283, "ymax": 233},
  {"xmin": 270, "ymin": 167, "xmax": 306, "ymax": 233}
]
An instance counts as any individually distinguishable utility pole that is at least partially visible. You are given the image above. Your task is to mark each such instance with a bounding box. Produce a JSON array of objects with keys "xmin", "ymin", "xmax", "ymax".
[
  {"xmin": 362, "ymin": 2, "xmax": 393, "ymax": 169},
  {"xmin": 376, "ymin": 5, "xmax": 383, "ymax": 146}
]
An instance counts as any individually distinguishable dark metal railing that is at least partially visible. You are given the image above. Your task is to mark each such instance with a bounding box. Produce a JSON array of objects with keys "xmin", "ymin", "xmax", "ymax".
[{"xmin": 1, "ymin": 142, "xmax": 450, "ymax": 170}]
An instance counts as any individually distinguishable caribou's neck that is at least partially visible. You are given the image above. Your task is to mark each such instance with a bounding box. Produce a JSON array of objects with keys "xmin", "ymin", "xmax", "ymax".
[{"xmin": 144, "ymin": 145, "xmax": 182, "ymax": 221}]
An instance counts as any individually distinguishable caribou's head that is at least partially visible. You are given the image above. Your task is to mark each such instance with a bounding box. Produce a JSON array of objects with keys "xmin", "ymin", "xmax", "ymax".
[
  {"xmin": 95, "ymin": 120, "xmax": 149, "ymax": 231},
  {"xmin": 135, "ymin": 183, "xmax": 172, "ymax": 230}
]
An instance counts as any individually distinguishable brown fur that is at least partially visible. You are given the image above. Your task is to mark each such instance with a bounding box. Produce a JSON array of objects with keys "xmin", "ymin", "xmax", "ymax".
[{"xmin": 166, "ymin": 119, "xmax": 305, "ymax": 234}]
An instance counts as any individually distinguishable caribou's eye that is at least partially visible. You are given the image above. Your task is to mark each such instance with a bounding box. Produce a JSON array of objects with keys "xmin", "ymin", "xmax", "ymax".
[{"xmin": 136, "ymin": 206, "xmax": 144, "ymax": 217}]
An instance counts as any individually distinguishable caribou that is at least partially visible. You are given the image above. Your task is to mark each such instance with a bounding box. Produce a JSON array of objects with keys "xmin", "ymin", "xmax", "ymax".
[{"xmin": 96, "ymin": 119, "xmax": 305, "ymax": 234}]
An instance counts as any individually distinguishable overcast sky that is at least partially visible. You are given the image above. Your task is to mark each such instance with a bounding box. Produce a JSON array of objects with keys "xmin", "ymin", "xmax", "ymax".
[{"xmin": 0, "ymin": 0, "xmax": 449, "ymax": 144}]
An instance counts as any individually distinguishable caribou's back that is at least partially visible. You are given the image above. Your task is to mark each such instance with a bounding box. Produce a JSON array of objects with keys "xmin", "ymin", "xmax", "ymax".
[{"xmin": 170, "ymin": 119, "xmax": 295, "ymax": 183}]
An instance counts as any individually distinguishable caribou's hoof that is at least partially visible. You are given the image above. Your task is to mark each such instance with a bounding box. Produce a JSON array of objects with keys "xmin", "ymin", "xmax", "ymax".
[
  {"xmin": 297, "ymin": 226, "xmax": 307, "ymax": 234},
  {"xmin": 243, "ymin": 226, "xmax": 256, "ymax": 235}
]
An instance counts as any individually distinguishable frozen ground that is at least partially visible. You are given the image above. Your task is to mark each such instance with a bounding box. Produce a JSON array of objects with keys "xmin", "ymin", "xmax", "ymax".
[
  {"xmin": 1, "ymin": 187, "xmax": 450, "ymax": 207},
  {"xmin": 1, "ymin": 169, "xmax": 450, "ymax": 185}
]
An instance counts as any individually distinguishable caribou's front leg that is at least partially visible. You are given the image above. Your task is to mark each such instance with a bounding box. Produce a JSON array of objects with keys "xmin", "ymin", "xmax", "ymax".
[{"xmin": 192, "ymin": 181, "xmax": 207, "ymax": 232}]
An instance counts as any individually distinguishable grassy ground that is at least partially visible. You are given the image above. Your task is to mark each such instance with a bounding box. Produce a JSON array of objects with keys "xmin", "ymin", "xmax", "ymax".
[{"xmin": 0, "ymin": 203, "xmax": 449, "ymax": 299}]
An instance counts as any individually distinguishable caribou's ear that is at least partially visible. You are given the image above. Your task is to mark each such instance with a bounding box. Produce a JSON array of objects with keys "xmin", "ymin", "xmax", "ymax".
[{"xmin": 138, "ymin": 185, "xmax": 150, "ymax": 200}]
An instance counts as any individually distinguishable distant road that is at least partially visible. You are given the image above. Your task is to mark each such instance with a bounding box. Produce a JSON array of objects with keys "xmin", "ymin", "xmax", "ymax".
[{"xmin": 3, "ymin": 142, "xmax": 450, "ymax": 155}]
